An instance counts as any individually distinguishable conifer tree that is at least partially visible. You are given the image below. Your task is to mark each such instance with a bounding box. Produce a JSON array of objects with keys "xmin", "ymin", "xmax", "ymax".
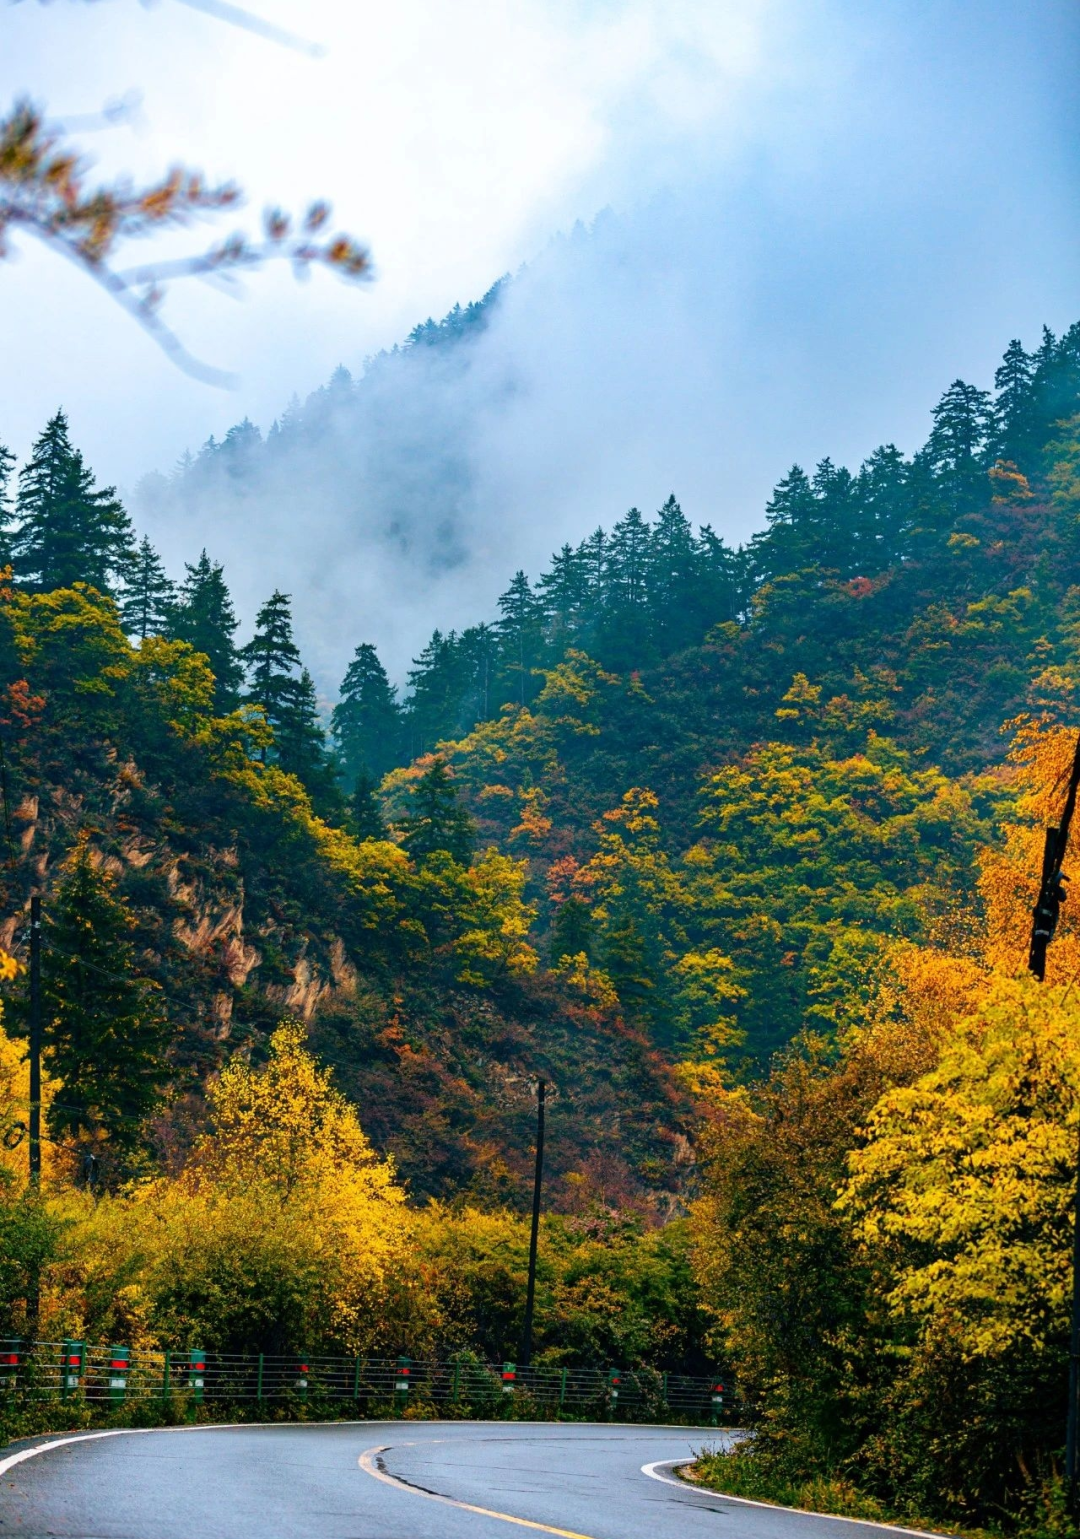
[
  {"xmin": 11, "ymin": 410, "xmax": 135, "ymax": 593},
  {"xmin": 856, "ymin": 444, "xmax": 911, "ymax": 570},
  {"xmin": 276, "ymin": 666, "xmax": 329, "ymax": 784},
  {"xmin": 331, "ymin": 642, "xmax": 401, "ymax": 783},
  {"xmin": 648, "ymin": 495, "xmax": 698, "ymax": 654},
  {"xmin": 992, "ymin": 339, "xmax": 1037, "ymax": 469},
  {"xmin": 539, "ymin": 543, "xmax": 591, "ymax": 649},
  {"xmin": 348, "ymin": 770, "xmax": 387, "ymax": 841},
  {"xmin": 398, "ymin": 758, "xmax": 475, "ymax": 865},
  {"xmin": 457, "ymin": 624, "xmax": 499, "ymax": 730},
  {"xmin": 241, "ymin": 589, "xmax": 303, "ymax": 751},
  {"xmin": 753, "ymin": 464, "xmax": 819, "ymax": 578},
  {"xmin": 551, "ymin": 895, "xmax": 594, "ymax": 965},
  {"xmin": 810, "ymin": 458, "xmax": 857, "ymax": 573},
  {"xmin": 496, "ymin": 571, "xmax": 544, "ymax": 707},
  {"xmin": 602, "ymin": 508, "xmax": 652, "ymax": 665},
  {"xmin": 121, "ymin": 536, "xmax": 176, "ymax": 640},
  {"xmin": 0, "ymin": 440, "xmax": 15, "ymax": 564},
  {"xmin": 171, "ymin": 550, "xmax": 244, "ymax": 710},
  {"xmin": 926, "ymin": 379, "xmax": 993, "ymax": 516},
  {"xmin": 40, "ymin": 837, "xmax": 167, "ymax": 1161}
]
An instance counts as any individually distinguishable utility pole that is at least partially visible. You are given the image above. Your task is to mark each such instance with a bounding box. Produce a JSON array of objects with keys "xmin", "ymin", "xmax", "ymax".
[
  {"xmin": 520, "ymin": 1078, "xmax": 546, "ymax": 1367},
  {"xmin": 1027, "ymin": 731, "xmax": 1080, "ymax": 1510},
  {"xmin": 28, "ymin": 893, "xmax": 41, "ymax": 1185}
]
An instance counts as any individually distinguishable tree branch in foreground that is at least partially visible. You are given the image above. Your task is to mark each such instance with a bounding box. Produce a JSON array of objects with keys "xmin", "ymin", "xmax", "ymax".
[{"xmin": 0, "ymin": 100, "xmax": 370, "ymax": 384}]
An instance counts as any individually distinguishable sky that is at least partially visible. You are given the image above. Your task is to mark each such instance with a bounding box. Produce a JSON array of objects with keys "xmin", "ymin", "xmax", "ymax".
[{"xmin": 1, "ymin": 0, "xmax": 1078, "ymax": 683}]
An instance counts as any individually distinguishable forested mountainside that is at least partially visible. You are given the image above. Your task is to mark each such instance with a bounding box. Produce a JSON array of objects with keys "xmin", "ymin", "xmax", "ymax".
[{"xmin": 0, "ymin": 316, "xmax": 1078, "ymax": 1204}]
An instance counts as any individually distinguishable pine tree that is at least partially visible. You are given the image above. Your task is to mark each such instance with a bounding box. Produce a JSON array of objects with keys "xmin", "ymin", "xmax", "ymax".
[
  {"xmin": 398, "ymin": 758, "xmax": 475, "ymax": 865},
  {"xmin": 276, "ymin": 666, "xmax": 329, "ymax": 784},
  {"xmin": 495, "ymin": 571, "xmax": 544, "ymax": 707},
  {"xmin": 538, "ymin": 543, "xmax": 591, "ymax": 651},
  {"xmin": 551, "ymin": 895, "xmax": 594, "ymax": 964},
  {"xmin": 11, "ymin": 410, "xmax": 135, "ymax": 593},
  {"xmin": 0, "ymin": 440, "xmax": 15, "ymax": 565},
  {"xmin": 992, "ymin": 339, "xmax": 1037, "ymax": 469},
  {"xmin": 810, "ymin": 458, "xmax": 857, "ymax": 573},
  {"xmin": 926, "ymin": 379, "xmax": 993, "ymax": 517},
  {"xmin": 456, "ymin": 624, "xmax": 499, "ymax": 731},
  {"xmin": 171, "ymin": 550, "xmax": 244, "ymax": 710},
  {"xmin": 856, "ymin": 444, "xmax": 911, "ymax": 570},
  {"xmin": 40, "ymin": 837, "xmax": 167, "ymax": 1160},
  {"xmin": 331, "ymin": 642, "xmax": 401, "ymax": 783},
  {"xmin": 121, "ymin": 536, "xmax": 176, "ymax": 640},
  {"xmin": 403, "ymin": 629, "xmax": 461, "ymax": 755},
  {"xmin": 648, "ymin": 494, "xmax": 699, "ymax": 654},
  {"xmin": 241, "ymin": 589, "xmax": 303, "ymax": 755},
  {"xmin": 601, "ymin": 508, "xmax": 652, "ymax": 666},
  {"xmin": 348, "ymin": 770, "xmax": 387, "ymax": 841},
  {"xmin": 753, "ymin": 464, "xmax": 819, "ymax": 578}
]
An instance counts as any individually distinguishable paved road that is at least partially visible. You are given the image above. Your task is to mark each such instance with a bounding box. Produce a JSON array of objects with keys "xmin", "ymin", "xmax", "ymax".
[{"xmin": 0, "ymin": 1420, "xmax": 922, "ymax": 1539}]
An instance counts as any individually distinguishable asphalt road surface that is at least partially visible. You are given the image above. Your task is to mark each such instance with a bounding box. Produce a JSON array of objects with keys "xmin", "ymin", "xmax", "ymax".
[{"xmin": 0, "ymin": 1420, "xmax": 931, "ymax": 1539}]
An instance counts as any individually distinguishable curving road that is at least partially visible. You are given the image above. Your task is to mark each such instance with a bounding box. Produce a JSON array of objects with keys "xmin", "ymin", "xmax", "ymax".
[{"xmin": 0, "ymin": 1420, "xmax": 931, "ymax": 1539}]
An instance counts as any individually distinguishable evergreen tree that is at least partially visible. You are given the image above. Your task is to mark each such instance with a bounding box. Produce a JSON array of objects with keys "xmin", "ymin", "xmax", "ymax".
[
  {"xmin": 0, "ymin": 440, "xmax": 15, "ymax": 565},
  {"xmin": 404, "ymin": 629, "xmax": 461, "ymax": 755},
  {"xmin": 551, "ymin": 895, "xmax": 594, "ymax": 965},
  {"xmin": 539, "ymin": 543, "xmax": 591, "ymax": 650},
  {"xmin": 171, "ymin": 550, "xmax": 244, "ymax": 710},
  {"xmin": 926, "ymin": 379, "xmax": 993, "ymax": 516},
  {"xmin": 495, "ymin": 571, "xmax": 544, "ymax": 706},
  {"xmin": 276, "ymin": 666, "xmax": 329, "ymax": 785},
  {"xmin": 695, "ymin": 525, "xmax": 747, "ymax": 628},
  {"xmin": 648, "ymin": 495, "xmax": 699, "ymax": 654},
  {"xmin": 40, "ymin": 837, "xmax": 167, "ymax": 1160},
  {"xmin": 11, "ymin": 410, "xmax": 135, "ymax": 593},
  {"xmin": 398, "ymin": 758, "xmax": 475, "ymax": 865},
  {"xmin": 331, "ymin": 642, "xmax": 401, "ymax": 783},
  {"xmin": 577, "ymin": 527, "xmax": 609, "ymax": 607},
  {"xmin": 601, "ymin": 507, "xmax": 652, "ymax": 665},
  {"xmin": 121, "ymin": 536, "xmax": 176, "ymax": 641},
  {"xmin": 856, "ymin": 445, "xmax": 911, "ymax": 570},
  {"xmin": 457, "ymin": 624, "xmax": 499, "ymax": 731},
  {"xmin": 992, "ymin": 339, "xmax": 1037, "ymax": 469},
  {"xmin": 348, "ymin": 770, "xmax": 387, "ymax": 841},
  {"xmin": 810, "ymin": 458, "xmax": 857, "ymax": 573},
  {"xmin": 241, "ymin": 589, "xmax": 303, "ymax": 753},
  {"xmin": 753, "ymin": 464, "xmax": 819, "ymax": 578}
]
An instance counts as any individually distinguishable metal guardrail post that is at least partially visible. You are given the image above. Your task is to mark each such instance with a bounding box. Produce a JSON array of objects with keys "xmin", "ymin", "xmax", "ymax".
[
  {"xmin": 61, "ymin": 1341, "xmax": 83, "ymax": 1400},
  {"xmin": 353, "ymin": 1356, "xmax": 362, "ymax": 1402},
  {"xmin": 0, "ymin": 1338, "xmax": 20, "ymax": 1391},
  {"xmin": 394, "ymin": 1355, "xmax": 410, "ymax": 1415},
  {"xmin": 188, "ymin": 1348, "xmax": 205, "ymax": 1405},
  {"xmin": 108, "ymin": 1346, "xmax": 130, "ymax": 1405},
  {"xmin": 558, "ymin": 1366, "xmax": 567, "ymax": 1413},
  {"xmin": 452, "ymin": 1359, "xmax": 461, "ymax": 1405},
  {"xmin": 256, "ymin": 1353, "xmax": 264, "ymax": 1405},
  {"xmin": 162, "ymin": 1350, "xmax": 171, "ymax": 1400}
]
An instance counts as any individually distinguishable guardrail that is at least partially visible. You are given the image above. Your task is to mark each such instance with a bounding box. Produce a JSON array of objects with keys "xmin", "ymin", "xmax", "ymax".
[{"xmin": 0, "ymin": 1340, "xmax": 733, "ymax": 1425}]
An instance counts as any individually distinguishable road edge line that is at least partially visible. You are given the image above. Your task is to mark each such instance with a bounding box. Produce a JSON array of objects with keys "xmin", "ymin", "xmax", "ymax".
[
  {"xmin": 359, "ymin": 1442, "xmax": 598, "ymax": 1539},
  {"xmin": 641, "ymin": 1460, "xmax": 952, "ymax": 1538}
]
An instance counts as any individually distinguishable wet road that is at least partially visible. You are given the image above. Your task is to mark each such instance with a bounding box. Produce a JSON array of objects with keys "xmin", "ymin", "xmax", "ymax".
[{"xmin": 0, "ymin": 1420, "xmax": 928, "ymax": 1539}]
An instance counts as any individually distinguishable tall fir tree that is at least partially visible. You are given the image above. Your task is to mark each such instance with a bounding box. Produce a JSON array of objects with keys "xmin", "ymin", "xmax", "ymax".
[
  {"xmin": 601, "ymin": 507, "xmax": 652, "ymax": 666},
  {"xmin": 241, "ymin": 589, "xmax": 304, "ymax": 756},
  {"xmin": 495, "ymin": 571, "xmax": 544, "ymax": 707},
  {"xmin": 40, "ymin": 837, "xmax": 167, "ymax": 1162},
  {"xmin": 648, "ymin": 495, "xmax": 698, "ymax": 654},
  {"xmin": 275, "ymin": 665, "xmax": 330, "ymax": 786},
  {"xmin": 11, "ymin": 410, "xmax": 135, "ymax": 593},
  {"xmin": 171, "ymin": 550, "xmax": 244, "ymax": 710},
  {"xmin": 538, "ymin": 543, "xmax": 591, "ymax": 651},
  {"xmin": 0, "ymin": 440, "xmax": 15, "ymax": 565},
  {"xmin": 925, "ymin": 379, "xmax": 993, "ymax": 517},
  {"xmin": 753, "ymin": 464, "xmax": 819, "ymax": 579},
  {"xmin": 992, "ymin": 339, "xmax": 1037, "ymax": 469},
  {"xmin": 121, "ymin": 536, "xmax": 176, "ymax": 641},
  {"xmin": 331, "ymin": 642, "xmax": 401, "ymax": 783}
]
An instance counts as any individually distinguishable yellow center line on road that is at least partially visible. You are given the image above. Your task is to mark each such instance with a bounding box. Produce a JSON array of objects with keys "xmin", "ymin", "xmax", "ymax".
[{"xmin": 358, "ymin": 1443, "xmax": 601, "ymax": 1539}]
